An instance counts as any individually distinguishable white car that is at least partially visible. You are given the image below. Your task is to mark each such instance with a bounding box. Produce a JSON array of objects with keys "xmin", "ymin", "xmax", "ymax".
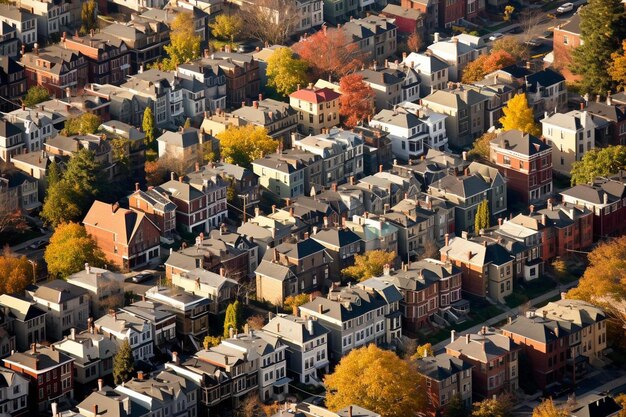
[
  {"xmin": 556, "ymin": 2, "xmax": 574, "ymax": 14},
  {"xmin": 489, "ymin": 32, "xmax": 504, "ymax": 42}
]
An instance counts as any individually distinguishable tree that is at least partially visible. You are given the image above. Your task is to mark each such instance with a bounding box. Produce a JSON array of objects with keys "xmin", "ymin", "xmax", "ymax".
[
  {"xmin": 242, "ymin": 0, "xmax": 300, "ymax": 46},
  {"xmin": 445, "ymin": 394, "xmax": 468, "ymax": 417},
  {"xmin": 216, "ymin": 125, "xmax": 279, "ymax": 169},
  {"xmin": 503, "ymin": 5, "xmax": 515, "ymax": 21},
  {"xmin": 419, "ymin": 239, "xmax": 440, "ymax": 260},
  {"xmin": 615, "ymin": 393, "xmax": 626, "ymax": 417},
  {"xmin": 203, "ymin": 335, "xmax": 222, "ymax": 349},
  {"xmin": 223, "ymin": 301, "xmax": 241, "ymax": 338},
  {"xmin": 551, "ymin": 257, "xmax": 569, "ymax": 282},
  {"xmin": 324, "ymin": 345, "xmax": 426, "ymax": 417},
  {"xmin": 266, "ymin": 47, "xmax": 308, "ymax": 97},
  {"xmin": 0, "ymin": 248, "xmax": 32, "ymax": 295},
  {"xmin": 499, "ymin": 93, "xmax": 540, "ymax": 136},
  {"xmin": 468, "ymin": 131, "xmax": 497, "ymax": 161},
  {"xmin": 158, "ymin": 12, "xmax": 201, "ymax": 71},
  {"xmin": 474, "ymin": 200, "xmax": 490, "ymax": 232},
  {"xmin": 570, "ymin": 0, "xmax": 626, "ymax": 95},
  {"xmin": 236, "ymin": 394, "xmax": 279, "ymax": 417},
  {"xmin": 292, "ymin": 27, "xmax": 366, "ymax": 80},
  {"xmin": 462, "ymin": 51, "xmax": 515, "ymax": 83},
  {"xmin": 142, "ymin": 107, "xmax": 156, "ymax": 147},
  {"xmin": 407, "ymin": 31, "xmax": 423, "ymax": 52},
  {"xmin": 410, "ymin": 343, "xmax": 434, "ymax": 360},
  {"xmin": 113, "ymin": 340, "xmax": 134, "ymax": 385},
  {"xmin": 22, "ymin": 86, "xmax": 50, "ymax": 107},
  {"xmin": 62, "ymin": 113, "xmax": 102, "ymax": 135},
  {"xmin": 492, "ymin": 36, "xmax": 529, "ymax": 62},
  {"xmin": 284, "ymin": 293, "xmax": 310, "ymax": 313},
  {"xmin": 461, "ymin": 55, "xmax": 489, "ymax": 83},
  {"xmin": 609, "ymin": 41, "xmax": 626, "ymax": 90},
  {"xmin": 47, "ymin": 161, "xmax": 61, "ymax": 189},
  {"xmin": 471, "ymin": 395, "xmax": 514, "ymax": 417},
  {"xmin": 532, "ymin": 398, "xmax": 569, "ymax": 417},
  {"xmin": 183, "ymin": 118, "xmax": 192, "ymax": 128},
  {"xmin": 339, "ymin": 74, "xmax": 375, "ymax": 128},
  {"xmin": 570, "ymin": 145, "xmax": 626, "ymax": 186},
  {"xmin": 209, "ymin": 14, "xmax": 243, "ymax": 42},
  {"xmin": 41, "ymin": 181, "xmax": 83, "ymax": 227},
  {"xmin": 246, "ymin": 314, "xmax": 266, "ymax": 330},
  {"xmin": 342, "ymin": 250, "xmax": 397, "ymax": 281},
  {"xmin": 44, "ymin": 222, "xmax": 106, "ymax": 278},
  {"xmin": 80, "ymin": 0, "xmax": 97, "ymax": 35}
]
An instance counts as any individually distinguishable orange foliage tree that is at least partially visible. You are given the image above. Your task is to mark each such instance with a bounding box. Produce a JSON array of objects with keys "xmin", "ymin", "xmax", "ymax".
[
  {"xmin": 462, "ymin": 50, "xmax": 515, "ymax": 83},
  {"xmin": 0, "ymin": 247, "xmax": 32, "ymax": 294},
  {"xmin": 339, "ymin": 74, "xmax": 375, "ymax": 128}
]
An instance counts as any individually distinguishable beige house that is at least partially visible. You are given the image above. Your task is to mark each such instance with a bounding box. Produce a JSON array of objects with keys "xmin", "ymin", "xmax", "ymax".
[
  {"xmin": 290, "ymin": 84, "xmax": 341, "ymax": 135},
  {"xmin": 252, "ymin": 149, "xmax": 321, "ymax": 199},
  {"xmin": 156, "ymin": 127, "xmax": 203, "ymax": 172},
  {"xmin": 541, "ymin": 110, "xmax": 596, "ymax": 175},
  {"xmin": 170, "ymin": 267, "xmax": 238, "ymax": 314}
]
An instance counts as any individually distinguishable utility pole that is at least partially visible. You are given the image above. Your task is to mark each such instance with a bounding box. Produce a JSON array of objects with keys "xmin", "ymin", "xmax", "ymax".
[
  {"xmin": 27, "ymin": 260, "xmax": 37, "ymax": 284},
  {"xmin": 239, "ymin": 194, "xmax": 248, "ymax": 223}
]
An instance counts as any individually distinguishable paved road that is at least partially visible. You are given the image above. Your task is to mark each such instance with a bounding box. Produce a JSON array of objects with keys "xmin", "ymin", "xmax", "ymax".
[{"xmin": 122, "ymin": 270, "xmax": 165, "ymax": 296}]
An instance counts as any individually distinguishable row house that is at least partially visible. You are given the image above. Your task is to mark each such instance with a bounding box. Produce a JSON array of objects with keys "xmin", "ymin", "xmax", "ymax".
[
  {"xmin": 416, "ymin": 353, "xmax": 473, "ymax": 416},
  {"xmin": 201, "ymin": 51, "xmax": 260, "ymax": 109},
  {"xmin": 106, "ymin": 0, "xmax": 167, "ymax": 13},
  {"xmin": 446, "ymin": 328, "xmax": 520, "ymax": 400},
  {"xmin": 156, "ymin": 128, "xmax": 202, "ymax": 172},
  {"xmin": 4, "ymin": 106, "xmax": 57, "ymax": 153},
  {"xmin": 488, "ymin": 218, "xmax": 544, "ymax": 281},
  {"xmin": 310, "ymin": 227, "xmax": 362, "ymax": 279},
  {"xmin": 0, "ymin": 294, "xmax": 46, "ymax": 351},
  {"xmin": 0, "ymin": 22, "xmax": 20, "ymax": 57},
  {"xmin": 177, "ymin": 61, "xmax": 227, "ymax": 114},
  {"xmin": 342, "ymin": 15, "xmax": 397, "ymax": 64},
  {"xmin": 541, "ymin": 109, "xmax": 595, "ymax": 176},
  {"xmin": 0, "ymin": 368, "xmax": 29, "ymax": 417},
  {"xmin": 27, "ymin": 280, "xmax": 90, "ymax": 341},
  {"xmin": 65, "ymin": 264, "xmax": 126, "ymax": 315},
  {"xmin": 381, "ymin": 204, "xmax": 435, "ymax": 261},
  {"xmin": 121, "ymin": 301, "xmax": 177, "ymax": 348},
  {"xmin": 252, "ymin": 148, "xmax": 322, "ymax": 199},
  {"xmin": 400, "ymin": 0, "xmax": 438, "ymax": 32},
  {"xmin": 185, "ymin": 165, "xmax": 229, "ymax": 231},
  {"xmin": 255, "ymin": 239, "xmax": 331, "ymax": 305},
  {"xmin": 560, "ymin": 172, "xmax": 626, "ymax": 240},
  {"xmin": 3, "ymin": 344, "xmax": 74, "ymax": 412},
  {"xmin": 0, "ymin": 167, "xmax": 40, "ymax": 212},
  {"xmin": 128, "ymin": 187, "xmax": 178, "ymax": 239},
  {"xmin": 196, "ymin": 161, "xmax": 259, "ymax": 207},
  {"xmin": 0, "ymin": 309, "xmax": 16, "ymax": 358},
  {"xmin": 169, "ymin": 267, "xmax": 238, "ymax": 314},
  {"xmin": 262, "ymin": 313, "xmax": 330, "ymax": 385},
  {"xmin": 233, "ymin": 97, "xmax": 298, "ymax": 145},
  {"xmin": 0, "ymin": 117, "xmax": 26, "ymax": 162},
  {"xmin": 94, "ymin": 310, "xmax": 154, "ymax": 362},
  {"xmin": 147, "ymin": 0, "xmax": 209, "ymax": 43},
  {"xmin": 357, "ymin": 65, "xmax": 420, "ymax": 110},
  {"xmin": 441, "ymin": 234, "xmax": 514, "ymax": 303},
  {"xmin": 237, "ymin": 214, "xmax": 296, "ymax": 261},
  {"xmin": 63, "ymin": 32, "xmax": 131, "ymax": 86},
  {"xmin": 352, "ymin": 125, "xmax": 394, "ymax": 175},
  {"xmin": 293, "ymin": 128, "xmax": 364, "ymax": 187},
  {"xmin": 402, "ymin": 52, "xmax": 449, "ymax": 98},
  {"xmin": 427, "ymin": 35, "xmax": 487, "ymax": 82},
  {"xmin": 489, "ymin": 129, "xmax": 553, "ymax": 204},
  {"xmin": 391, "ymin": 193, "xmax": 456, "ymax": 243},
  {"xmin": 381, "ymin": 4, "xmax": 424, "ymax": 36},
  {"xmin": 145, "ymin": 286, "xmax": 211, "ymax": 343},
  {"xmin": 0, "ymin": 56, "xmax": 26, "ymax": 111},
  {"xmin": 73, "ymin": 384, "xmax": 137, "ymax": 417},
  {"xmin": 290, "ymin": 84, "xmax": 341, "ymax": 135},
  {"xmin": 345, "ymin": 212, "xmax": 399, "ymax": 253},
  {"xmin": 584, "ymin": 96, "xmax": 626, "ymax": 147},
  {"xmin": 355, "ymin": 171, "xmax": 421, "ymax": 213},
  {"xmin": 83, "ymin": 200, "xmax": 161, "ymax": 271},
  {"xmin": 376, "ymin": 259, "xmax": 467, "ymax": 332},
  {"xmin": 290, "ymin": 186, "xmax": 366, "ymax": 226},
  {"xmin": 299, "ymin": 280, "xmax": 403, "ymax": 363},
  {"xmin": 552, "ymin": 14, "xmax": 581, "ymax": 81},
  {"xmin": 44, "ymin": 134, "xmax": 115, "ymax": 180},
  {"xmin": 19, "ymin": 0, "xmax": 72, "ymax": 40},
  {"xmin": 52, "ymin": 328, "xmax": 117, "ymax": 385},
  {"xmin": 321, "ymin": 0, "xmax": 358, "ymax": 24},
  {"xmin": 250, "ymin": 205, "xmax": 309, "ymax": 242},
  {"xmin": 209, "ymin": 228, "xmax": 259, "ymax": 279},
  {"xmin": 467, "ymin": 82, "xmax": 515, "ymax": 129},
  {"xmin": 526, "ymin": 69, "xmax": 567, "ymax": 118},
  {"xmin": 124, "ymin": 69, "xmax": 185, "ymax": 127},
  {"xmin": 0, "ymin": 4, "xmax": 37, "ymax": 45}
]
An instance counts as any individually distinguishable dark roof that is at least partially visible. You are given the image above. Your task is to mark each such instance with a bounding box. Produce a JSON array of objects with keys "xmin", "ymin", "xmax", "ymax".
[
  {"xmin": 501, "ymin": 315, "xmax": 574, "ymax": 343},
  {"xmin": 4, "ymin": 344, "xmax": 73, "ymax": 371},
  {"xmin": 558, "ymin": 14, "xmax": 581, "ymax": 35},
  {"xmin": 270, "ymin": 238, "xmax": 326, "ymax": 260},
  {"xmin": 585, "ymin": 101, "xmax": 626, "ymax": 123},
  {"xmin": 0, "ymin": 118, "xmax": 21, "ymax": 138},
  {"xmin": 300, "ymin": 286, "xmax": 393, "ymax": 322},
  {"xmin": 491, "ymin": 130, "xmax": 550, "ymax": 156},
  {"xmin": 416, "ymin": 353, "xmax": 472, "ymax": 381},
  {"xmin": 499, "ymin": 65, "xmax": 532, "ymax": 79},
  {"xmin": 526, "ymin": 68, "xmax": 565, "ymax": 92},
  {"xmin": 571, "ymin": 396, "xmax": 621, "ymax": 417},
  {"xmin": 311, "ymin": 228, "xmax": 361, "ymax": 248},
  {"xmin": 485, "ymin": 243, "xmax": 513, "ymax": 266}
]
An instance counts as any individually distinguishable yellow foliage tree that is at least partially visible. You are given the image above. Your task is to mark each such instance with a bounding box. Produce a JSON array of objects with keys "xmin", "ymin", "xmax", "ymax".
[
  {"xmin": 499, "ymin": 93, "xmax": 540, "ymax": 136},
  {"xmin": 468, "ymin": 131, "xmax": 497, "ymax": 161},
  {"xmin": 411, "ymin": 343, "xmax": 434, "ymax": 360},
  {"xmin": 209, "ymin": 14, "xmax": 243, "ymax": 42},
  {"xmin": 284, "ymin": 293, "xmax": 310, "ymax": 313},
  {"xmin": 266, "ymin": 47, "xmax": 308, "ymax": 97},
  {"xmin": 44, "ymin": 222, "xmax": 106, "ymax": 278},
  {"xmin": 159, "ymin": 12, "xmax": 201, "ymax": 71},
  {"xmin": 532, "ymin": 398, "xmax": 569, "ymax": 417},
  {"xmin": 609, "ymin": 41, "xmax": 626, "ymax": 90},
  {"xmin": 0, "ymin": 248, "xmax": 32, "ymax": 295},
  {"xmin": 341, "ymin": 250, "xmax": 397, "ymax": 282},
  {"xmin": 615, "ymin": 393, "xmax": 626, "ymax": 417},
  {"xmin": 324, "ymin": 345, "xmax": 427, "ymax": 417},
  {"xmin": 216, "ymin": 125, "xmax": 279, "ymax": 169},
  {"xmin": 471, "ymin": 395, "xmax": 514, "ymax": 417}
]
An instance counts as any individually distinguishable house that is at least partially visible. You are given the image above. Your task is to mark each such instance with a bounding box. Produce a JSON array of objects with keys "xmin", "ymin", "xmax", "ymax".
[
  {"xmin": 0, "ymin": 56, "xmax": 26, "ymax": 112},
  {"xmin": 26, "ymin": 280, "xmax": 90, "ymax": 341},
  {"xmin": 310, "ymin": 227, "xmax": 362, "ymax": 278},
  {"xmin": 252, "ymin": 148, "xmax": 322, "ymax": 199},
  {"xmin": 446, "ymin": 328, "xmax": 520, "ymax": 400},
  {"xmin": 440, "ymin": 235, "xmax": 514, "ymax": 303},
  {"xmin": 170, "ymin": 267, "xmax": 238, "ymax": 314},
  {"xmin": 342, "ymin": 15, "xmax": 397, "ymax": 64},
  {"xmin": 0, "ymin": 309, "xmax": 16, "ymax": 359},
  {"xmin": 232, "ymin": 97, "xmax": 298, "ymax": 145},
  {"xmin": 381, "ymin": 205, "xmax": 435, "ymax": 261},
  {"xmin": 73, "ymin": 383, "xmax": 142, "ymax": 417},
  {"xmin": 345, "ymin": 213, "xmax": 399, "ymax": 253},
  {"xmin": 209, "ymin": 228, "xmax": 259, "ymax": 279},
  {"xmin": 290, "ymin": 84, "xmax": 341, "ymax": 135},
  {"xmin": 18, "ymin": 0, "xmax": 72, "ymax": 40},
  {"xmin": 120, "ymin": 301, "xmax": 177, "ymax": 348},
  {"xmin": 185, "ymin": 165, "xmax": 229, "ymax": 230},
  {"xmin": 536, "ymin": 201, "xmax": 593, "ymax": 259},
  {"xmin": 391, "ymin": 193, "xmax": 456, "ymax": 243},
  {"xmin": 0, "ymin": 170, "xmax": 41, "ymax": 212},
  {"xmin": 584, "ymin": 97, "xmax": 626, "ymax": 147},
  {"xmin": 94, "ymin": 310, "xmax": 154, "ymax": 362},
  {"xmin": 200, "ymin": 51, "xmax": 260, "ymax": 109},
  {"xmin": 255, "ymin": 239, "xmax": 331, "ymax": 305},
  {"xmin": 427, "ymin": 35, "xmax": 487, "ymax": 82},
  {"xmin": 52, "ymin": 328, "xmax": 117, "ymax": 384},
  {"xmin": 273, "ymin": 403, "xmax": 381, "ymax": 417},
  {"xmin": 127, "ymin": 187, "xmax": 177, "ymax": 239},
  {"xmin": 0, "ymin": 4, "xmax": 37, "ymax": 45},
  {"xmin": 353, "ymin": 125, "xmax": 394, "ymax": 175},
  {"xmin": 415, "ymin": 353, "xmax": 473, "ymax": 416},
  {"xmin": 542, "ymin": 110, "xmax": 596, "ymax": 176},
  {"xmin": 489, "ymin": 129, "xmax": 553, "ymax": 204},
  {"xmin": 356, "ymin": 66, "xmax": 419, "ymax": 110},
  {"xmin": 355, "ymin": 171, "xmax": 422, "ymax": 213},
  {"xmin": 375, "ymin": 259, "xmax": 467, "ymax": 331},
  {"xmin": 156, "ymin": 128, "xmax": 203, "ymax": 172},
  {"xmin": 466, "ymin": 82, "xmax": 515, "ymax": 129},
  {"xmin": 83, "ymin": 200, "xmax": 161, "ymax": 271},
  {"xmin": 262, "ymin": 313, "xmax": 330, "ymax": 384},
  {"xmin": 552, "ymin": 15, "xmax": 582, "ymax": 82},
  {"xmin": 381, "ymin": 4, "xmax": 424, "ymax": 35},
  {"xmin": 320, "ymin": 0, "xmax": 358, "ymax": 24},
  {"xmin": 44, "ymin": 134, "xmax": 115, "ymax": 179},
  {"xmin": 177, "ymin": 61, "xmax": 227, "ymax": 114},
  {"xmin": 400, "ymin": 0, "xmax": 438, "ymax": 32},
  {"xmin": 140, "ymin": 0, "xmax": 209, "ymax": 42},
  {"xmin": 100, "ymin": 120, "xmax": 147, "ymax": 186},
  {"xmin": 570, "ymin": 395, "xmax": 621, "ymax": 417},
  {"xmin": 526, "ymin": 69, "xmax": 567, "ymax": 118},
  {"xmin": 0, "ymin": 21, "xmax": 20, "ymax": 58},
  {"xmin": 65, "ymin": 265, "xmax": 125, "ymax": 316},
  {"xmin": 0, "ymin": 118, "xmax": 24, "ymax": 161},
  {"xmin": 299, "ymin": 281, "xmax": 402, "ymax": 363},
  {"xmin": 0, "ymin": 368, "xmax": 29, "ymax": 417},
  {"xmin": 0, "ymin": 294, "xmax": 46, "ymax": 351},
  {"xmin": 401, "ymin": 52, "xmax": 449, "ymax": 98},
  {"xmin": 195, "ymin": 161, "xmax": 260, "ymax": 206},
  {"xmin": 5, "ymin": 106, "xmax": 57, "ymax": 154},
  {"xmin": 3, "ymin": 344, "xmax": 73, "ymax": 412}
]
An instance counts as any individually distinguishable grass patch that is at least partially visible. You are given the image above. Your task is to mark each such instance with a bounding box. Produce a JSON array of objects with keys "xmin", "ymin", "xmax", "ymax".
[
  {"xmin": 520, "ymin": 278, "xmax": 557, "ymax": 299},
  {"xmin": 505, "ymin": 292, "xmax": 529, "ymax": 308}
]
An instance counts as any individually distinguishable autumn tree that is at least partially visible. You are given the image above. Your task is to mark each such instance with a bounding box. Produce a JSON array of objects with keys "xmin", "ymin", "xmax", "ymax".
[
  {"xmin": 570, "ymin": 0, "xmax": 626, "ymax": 95},
  {"xmin": 266, "ymin": 47, "xmax": 308, "ymax": 97},
  {"xmin": 203, "ymin": 335, "xmax": 222, "ymax": 349},
  {"xmin": 145, "ymin": 156, "xmax": 186, "ymax": 187},
  {"xmin": 44, "ymin": 222, "xmax": 106, "ymax": 278},
  {"xmin": 113, "ymin": 340, "xmax": 134, "ymax": 385},
  {"xmin": 462, "ymin": 50, "xmax": 515, "ymax": 83},
  {"xmin": 209, "ymin": 14, "xmax": 243, "ymax": 43},
  {"xmin": 292, "ymin": 27, "xmax": 366, "ymax": 80},
  {"xmin": 159, "ymin": 12, "xmax": 201, "ymax": 71},
  {"xmin": 468, "ymin": 131, "xmax": 497, "ymax": 161},
  {"xmin": 22, "ymin": 86, "xmax": 50, "ymax": 107},
  {"xmin": 462, "ymin": 55, "xmax": 489, "ymax": 83},
  {"xmin": 242, "ymin": 0, "xmax": 300, "ymax": 45},
  {"xmin": 41, "ymin": 181, "xmax": 83, "ymax": 227},
  {"xmin": 570, "ymin": 145, "xmax": 626, "ymax": 186},
  {"xmin": 609, "ymin": 41, "xmax": 626, "ymax": 90},
  {"xmin": 62, "ymin": 113, "xmax": 102, "ymax": 135},
  {"xmin": 0, "ymin": 248, "xmax": 32, "ymax": 295},
  {"xmin": 142, "ymin": 107, "xmax": 156, "ymax": 147},
  {"xmin": 551, "ymin": 257, "xmax": 569, "ymax": 283},
  {"xmin": 338, "ymin": 74, "xmax": 375, "ymax": 128},
  {"xmin": 471, "ymin": 395, "xmax": 514, "ymax": 417},
  {"xmin": 324, "ymin": 345, "xmax": 426, "ymax": 417},
  {"xmin": 474, "ymin": 199, "xmax": 490, "ymax": 232},
  {"xmin": 411, "ymin": 343, "xmax": 434, "ymax": 360},
  {"xmin": 80, "ymin": 0, "xmax": 98, "ymax": 35},
  {"xmin": 236, "ymin": 394, "xmax": 279, "ymax": 417},
  {"xmin": 532, "ymin": 398, "xmax": 569, "ymax": 417},
  {"xmin": 284, "ymin": 293, "xmax": 310, "ymax": 314},
  {"xmin": 419, "ymin": 239, "xmax": 440, "ymax": 260},
  {"xmin": 492, "ymin": 36, "xmax": 529, "ymax": 62},
  {"xmin": 216, "ymin": 125, "xmax": 279, "ymax": 168},
  {"xmin": 342, "ymin": 250, "xmax": 397, "ymax": 282},
  {"xmin": 445, "ymin": 394, "xmax": 468, "ymax": 417},
  {"xmin": 499, "ymin": 93, "xmax": 540, "ymax": 136},
  {"xmin": 407, "ymin": 31, "xmax": 423, "ymax": 52},
  {"xmin": 246, "ymin": 315, "xmax": 266, "ymax": 330},
  {"xmin": 223, "ymin": 301, "xmax": 241, "ymax": 338},
  {"xmin": 615, "ymin": 393, "xmax": 626, "ymax": 417}
]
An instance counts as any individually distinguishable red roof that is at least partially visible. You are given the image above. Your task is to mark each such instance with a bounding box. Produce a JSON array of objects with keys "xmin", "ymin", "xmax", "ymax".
[{"xmin": 290, "ymin": 87, "xmax": 341, "ymax": 103}]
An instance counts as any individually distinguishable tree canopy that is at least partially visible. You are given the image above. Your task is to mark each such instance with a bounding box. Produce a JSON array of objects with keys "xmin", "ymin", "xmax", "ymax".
[
  {"xmin": 499, "ymin": 93, "xmax": 540, "ymax": 136},
  {"xmin": 411, "ymin": 343, "xmax": 434, "ymax": 360},
  {"xmin": 471, "ymin": 395, "xmax": 514, "ymax": 417},
  {"xmin": 142, "ymin": 107, "xmax": 156, "ymax": 146},
  {"xmin": 474, "ymin": 199, "xmax": 490, "ymax": 233},
  {"xmin": 570, "ymin": 145, "xmax": 626, "ymax": 186},
  {"xmin": 22, "ymin": 86, "xmax": 50, "ymax": 107},
  {"xmin": 324, "ymin": 344, "xmax": 426, "ymax": 417},
  {"xmin": 203, "ymin": 336, "xmax": 222, "ymax": 350},
  {"xmin": 532, "ymin": 398, "xmax": 569, "ymax": 417},
  {"xmin": 44, "ymin": 222, "xmax": 106, "ymax": 278},
  {"xmin": 216, "ymin": 125, "xmax": 279, "ymax": 168},
  {"xmin": 241, "ymin": 0, "xmax": 300, "ymax": 46},
  {"xmin": 468, "ymin": 131, "xmax": 497, "ymax": 161},
  {"xmin": 609, "ymin": 40, "xmax": 626, "ymax": 90},
  {"xmin": 113, "ymin": 340, "xmax": 135, "ymax": 385},
  {"xmin": 0, "ymin": 248, "xmax": 32, "ymax": 295},
  {"xmin": 341, "ymin": 250, "xmax": 397, "ymax": 282},
  {"xmin": 223, "ymin": 300, "xmax": 242, "ymax": 338},
  {"xmin": 209, "ymin": 14, "xmax": 243, "ymax": 42},
  {"xmin": 62, "ymin": 113, "xmax": 102, "ymax": 136},
  {"xmin": 158, "ymin": 12, "xmax": 201, "ymax": 71},
  {"xmin": 284, "ymin": 293, "xmax": 310, "ymax": 313},
  {"xmin": 339, "ymin": 73, "xmax": 375, "ymax": 128},
  {"xmin": 492, "ymin": 36, "xmax": 529, "ymax": 62},
  {"xmin": 462, "ymin": 50, "xmax": 516, "ymax": 83},
  {"xmin": 266, "ymin": 47, "xmax": 309, "ymax": 97},
  {"xmin": 80, "ymin": 0, "xmax": 98, "ymax": 35}
]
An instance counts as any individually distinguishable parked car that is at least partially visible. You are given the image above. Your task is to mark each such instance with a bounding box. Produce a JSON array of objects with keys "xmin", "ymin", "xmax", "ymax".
[
  {"xmin": 28, "ymin": 240, "xmax": 49, "ymax": 250},
  {"xmin": 489, "ymin": 32, "xmax": 504, "ymax": 41},
  {"xmin": 131, "ymin": 273, "xmax": 154, "ymax": 283},
  {"xmin": 542, "ymin": 29, "xmax": 554, "ymax": 39},
  {"xmin": 525, "ymin": 38, "xmax": 542, "ymax": 47},
  {"xmin": 509, "ymin": 25, "xmax": 523, "ymax": 34},
  {"xmin": 556, "ymin": 2, "xmax": 574, "ymax": 14}
]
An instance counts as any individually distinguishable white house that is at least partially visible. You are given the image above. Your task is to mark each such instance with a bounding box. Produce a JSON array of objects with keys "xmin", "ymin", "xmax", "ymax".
[
  {"xmin": 401, "ymin": 52, "xmax": 449, "ymax": 97},
  {"xmin": 0, "ymin": 368, "xmax": 29, "ymax": 416},
  {"xmin": 94, "ymin": 310, "xmax": 154, "ymax": 362}
]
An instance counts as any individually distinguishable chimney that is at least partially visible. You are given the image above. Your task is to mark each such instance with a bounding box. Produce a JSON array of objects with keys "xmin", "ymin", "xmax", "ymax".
[
  {"xmin": 71, "ymin": 328, "xmax": 76, "ymax": 340},
  {"xmin": 170, "ymin": 172, "xmax": 176, "ymax": 181},
  {"xmin": 462, "ymin": 151, "xmax": 467, "ymax": 161},
  {"xmin": 349, "ymin": 405, "xmax": 353, "ymax": 417},
  {"xmin": 220, "ymin": 267, "xmax": 225, "ymax": 277},
  {"xmin": 272, "ymin": 204, "xmax": 276, "ymax": 213},
  {"xmin": 32, "ymin": 343, "xmax": 37, "ymax": 354},
  {"xmin": 541, "ymin": 214, "xmax": 547, "ymax": 226},
  {"xmin": 444, "ymin": 233, "xmax": 449, "ymax": 246},
  {"xmin": 98, "ymin": 378, "xmax": 104, "ymax": 391},
  {"xmin": 379, "ymin": 164, "xmax": 383, "ymax": 173},
  {"xmin": 332, "ymin": 183, "xmax": 337, "ymax": 192},
  {"xmin": 274, "ymin": 248, "xmax": 280, "ymax": 262},
  {"xmin": 465, "ymin": 334, "xmax": 470, "ymax": 344},
  {"xmin": 498, "ymin": 218, "xmax": 503, "ymax": 226},
  {"xmin": 607, "ymin": 92, "xmax": 612, "ymax": 106},
  {"xmin": 253, "ymin": 101, "xmax": 258, "ymax": 109},
  {"xmin": 383, "ymin": 263, "xmax": 391, "ymax": 276},
  {"xmin": 135, "ymin": 182, "xmax": 140, "ymax": 192},
  {"xmin": 307, "ymin": 318, "xmax": 314, "ymax": 336},
  {"xmin": 451, "ymin": 330, "xmax": 456, "ymax": 343},
  {"xmin": 529, "ymin": 205, "xmax": 535, "ymax": 214},
  {"xmin": 304, "ymin": 232, "xmax": 309, "ymax": 240},
  {"xmin": 34, "ymin": 43, "xmax": 39, "ymax": 55},
  {"xmin": 547, "ymin": 198, "xmax": 553, "ymax": 211},
  {"xmin": 93, "ymin": 405, "xmax": 98, "ymax": 416},
  {"xmin": 51, "ymin": 403, "xmax": 58, "ymax": 417},
  {"xmin": 318, "ymin": 304, "xmax": 323, "ymax": 314},
  {"xmin": 85, "ymin": 263, "xmax": 90, "ymax": 273},
  {"xmin": 195, "ymin": 162, "xmax": 200, "ymax": 172},
  {"xmin": 172, "ymin": 351, "xmax": 179, "ymax": 364},
  {"xmin": 323, "ymin": 216, "xmax": 329, "ymax": 229},
  {"xmin": 603, "ymin": 193, "xmax": 608, "ymax": 204},
  {"xmin": 434, "ymin": 32, "xmax": 440, "ymax": 43},
  {"xmin": 542, "ymin": 310, "xmax": 548, "ymax": 319},
  {"xmin": 289, "ymin": 207, "xmax": 294, "ymax": 217}
]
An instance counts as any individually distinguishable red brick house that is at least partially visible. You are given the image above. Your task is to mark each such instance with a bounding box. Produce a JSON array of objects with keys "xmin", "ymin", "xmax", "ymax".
[
  {"xmin": 3, "ymin": 344, "xmax": 74, "ymax": 413},
  {"xmin": 400, "ymin": 0, "xmax": 438, "ymax": 33},
  {"xmin": 83, "ymin": 200, "xmax": 161, "ymax": 271},
  {"xmin": 381, "ymin": 5, "xmax": 424, "ymax": 35},
  {"xmin": 490, "ymin": 130, "xmax": 553, "ymax": 205},
  {"xmin": 127, "ymin": 186, "xmax": 177, "ymax": 239},
  {"xmin": 553, "ymin": 15, "xmax": 582, "ymax": 82}
]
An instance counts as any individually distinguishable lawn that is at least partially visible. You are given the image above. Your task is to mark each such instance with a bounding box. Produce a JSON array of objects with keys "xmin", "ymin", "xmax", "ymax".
[{"xmin": 506, "ymin": 278, "xmax": 558, "ymax": 308}]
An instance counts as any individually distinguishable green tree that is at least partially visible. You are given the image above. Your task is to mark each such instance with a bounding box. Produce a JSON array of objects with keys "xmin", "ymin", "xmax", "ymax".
[
  {"xmin": 203, "ymin": 336, "xmax": 222, "ymax": 349},
  {"xmin": 223, "ymin": 301, "xmax": 241, "ymax": 338},
  {"xmin": 113, "ymin": 340, "xmax": 135, "ymax": 385},
  {"xmin": 266, "ymin": 47, "xmax": 308, "ymax": 97},
  {"xmin": 41, "ymin": 181, "xmax": 83, "ymax": 227},
  {"xmin": 159, "ymin": 12, "xmax": 201, "ymax": 71},
  {"xmin": 22, "ymin": 86, "xmax": 50, "ymax": 107},
  {"xmin": 570, "ymin": 145, "xmax": 626, "ymax": 186},
  {"xmin": 471, "ymin": 395, "xmax": 514, "ymax": 417},
  {"xmin": 342, "ymin": 250, "xmax": 397, "ymax": 281},
  {"xmin": 216, "ymin": 125, "xmax": 279, "ymax": 169},
  {"xmin": 468, "ymin": 131, "xmax": 497, "ymax": 161},
  {"xmin": 209, "ymin": 14, "xmax": 243, "ymax": 42},
  {"xmin": 445, "ymin": 394, "xmax": 468, "ymax": 417},
  {"xmin": 80, "ymin": 0, "xmax": 98, "ymax": 35},
  {"xmin": 570, "ymin": 0, "xmax": 626, "ymax": 95},
  {"xmin": 499, "ymin": 93, "xmax": 540, "ymax": 136},
  {"xmin": 324, "ymin": 345, "xmax": 427, "ymax": 417},
  {"xmin": 142, "ymin": 107, "xmax": 156, "ymax": 147},
  {"xmin": 474, "ymin": 200, "xmax": 490, "ymax": 232},
  {"xmin": 44, "ymin": 222, "xmax": 106, "ymax": 278},
  {"xmin": 62, "ymin": 113, "xmax": 102, "ymax": 135},
  {"xmin": 46, "ymin": 161, "xmax": 62, "ymax": 189}
]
